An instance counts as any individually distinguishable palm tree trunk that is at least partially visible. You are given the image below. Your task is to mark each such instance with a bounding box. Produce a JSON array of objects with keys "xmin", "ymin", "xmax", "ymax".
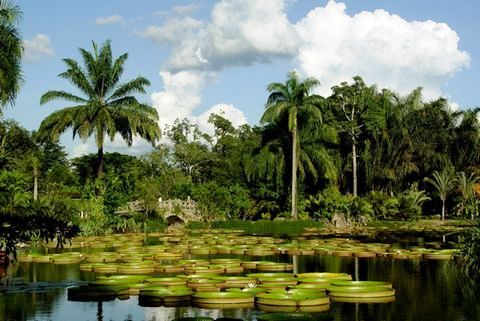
[
  {"xmin": 97, "ymin": 146, "xmax": 104, "ymax": 177},
  {"xmin": 33, "ymin": 166, "xmax": 38, "ymax": 201},
  {"xmin": 352, "ymin": 139, "xmax": 357, "ymax": 197},
  {"xmin": 291, "ymin": 124, "xmax": 298, "ymax": 220},
  {"xmin": 441, "ymin": 199, "xmax": 445, "ymax": 220}
]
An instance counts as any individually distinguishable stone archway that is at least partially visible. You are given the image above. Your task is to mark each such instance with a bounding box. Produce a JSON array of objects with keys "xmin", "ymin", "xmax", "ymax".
[{"xmin": 166, "ymin": 215, "xmax": 185, "ymax": 226}]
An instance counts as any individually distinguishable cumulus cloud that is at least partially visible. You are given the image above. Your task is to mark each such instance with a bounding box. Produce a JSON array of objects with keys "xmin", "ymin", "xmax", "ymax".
[
  {"xmin": 294, "ymin": 1, "xmax": 470, "ymax": 99},
  {"xmin": 143, "ymin": 0, "xmax": 298, "ymax": 71},
  {"xmin": 23, "ymin": 34, "xmax": 55, "ymax": 63},
  {"xmin": 151, "ymin": 70, "xmax": 212, "ymax": 128},
  {"xmin": 141, "ymin": 17, "xmax": 204, "ymax": 44},
  {"xmin": 196, "ymin": 103, "xmax": 248, "ymax": 136},
  {"xmin": 144, "ymin": 0, "xmax": 468, "ymax": 97},
  {"xmin": 151, "ymin": 70, "xmax": 247, "ymax": 140},
  {"xmin": 95, "ymin": 14, "xmax": 124, "ymax": 25}
]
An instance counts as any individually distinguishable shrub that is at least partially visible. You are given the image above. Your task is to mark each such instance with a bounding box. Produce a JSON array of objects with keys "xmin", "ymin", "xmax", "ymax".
[
  {"xmin": 191, "ymin": 182, "xmax": 253, "ymax": 221},
  {"xmin": 398, "ymin": 188, "xmax": 430, "ymax": 220},
  {"xmin": 457, "ymin": 220, "xmax": 480, "ymax": 280},
  {"xmin": 367, "ymin": 191, "xmax": 399, "ymax": 220},
  {"xmin": 351, "ymin": 197, "xmax": 374, "ymax": 220},
  {"xmin": 304, "ymin": 187, "xmax": 352, "ymax": 220}
]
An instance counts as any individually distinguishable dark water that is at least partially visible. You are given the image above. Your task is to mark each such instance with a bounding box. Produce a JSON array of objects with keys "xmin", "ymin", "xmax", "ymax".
[{"xmin": 1, "ymin": 251, "xmax": 479, "ymax": 321}]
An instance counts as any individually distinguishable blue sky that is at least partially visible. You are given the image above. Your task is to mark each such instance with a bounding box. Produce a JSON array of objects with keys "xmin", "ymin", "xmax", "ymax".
[{"xmin": 7, "ymin": 0, "xmax": 479, "ymax": 156}]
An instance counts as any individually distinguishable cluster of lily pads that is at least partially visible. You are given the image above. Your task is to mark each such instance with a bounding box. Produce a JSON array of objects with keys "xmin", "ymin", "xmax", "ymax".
[
  {"xmin": 12, "ymin": 227, "xmax": 462, "ymax": 313},
  {"xmin": 67, "ymin": 269, "xmax": 395, "ymax": 311},
  {"xmin": 19, "ymin": 228, "xmax": 458, "ymax": 267}
]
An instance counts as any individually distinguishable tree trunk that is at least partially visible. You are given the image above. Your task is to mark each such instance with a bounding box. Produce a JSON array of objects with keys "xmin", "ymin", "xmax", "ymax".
[
  {"xmin": 291, "ymin": 124, "xmax": 298, "ymax": 220},
  {"xmin": 352, "ymin": 139, "xmax": 357, "ymax": 197},
  {"xmin": 97, "ymin": 146, "xmax": 104, "ymax": 177},
  {"xmin": 33, "ymin": 166, "xmax": 38, "ymax": 201},
  {"xmin": 441, "ymin": 199, "xmax": 445, "ymax": 220}
]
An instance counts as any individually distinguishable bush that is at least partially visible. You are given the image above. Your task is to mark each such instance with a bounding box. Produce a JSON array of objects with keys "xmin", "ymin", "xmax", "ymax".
[
  {"xmin": 78, "ymin": 196, "xmax": 110, "ymax": 236},
  {"xmin": 304, "ymin": 187, "xmax": 352, "ymax": 220},
  {"xmin": 351, "ymin": 197, "xmax": 374, "ymax": 221},
  {"xmin": 367, "ymin": 191, "xmax": 399, "ymax": 220},
  {"xmin": 191, "ymin": 182, "xmax": 253, "ymax": 221},
  {"xmin": 398, "ymin": 188, "xmax": 430, "ymax": 220}
]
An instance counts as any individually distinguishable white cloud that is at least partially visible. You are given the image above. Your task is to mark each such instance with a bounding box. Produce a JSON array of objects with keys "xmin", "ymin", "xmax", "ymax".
[
  {"xmin": 294, "ymin": 1, "xmax": 470, "ymax": 99},
  {"xmin": 95, "ymin": 14, "xmax": 124, "ymax": 25},
  {"xmin": 72, "ymin": 142, "xmax": 91, "ymax": 158},
  {"xmin": 71, "ymin": 135, "xmax": 156, "ymax": 158},
  {"xmin": 448, "ymin": 101, "xmax": 460, "ymax": 112},
  {"xmin": 23, "ymin": 34, "xmax": 55, "ymax": 63},
  {"xmin": 151, "ymin": 70, "xmax": 213, "ymax": 129},
  {"xmin": 196, "ymin": 103, "xmax": 248, "ymax": 136},
  {"xmin": 143, "ymin": 0, "xmax": 298, "ymax": 71},
  {"xmin": 151, "ymin": 71, "xmax": 246, "ymax": 139},
  {"xmin": 142, "ymin": 17, "xmax": 204, "ymax": 44}
]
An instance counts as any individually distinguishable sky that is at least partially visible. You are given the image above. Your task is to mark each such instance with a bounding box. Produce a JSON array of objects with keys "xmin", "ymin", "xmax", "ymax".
[{"xmin": 6, "ymin": 0, "xmax": 479, "ymax": 157}]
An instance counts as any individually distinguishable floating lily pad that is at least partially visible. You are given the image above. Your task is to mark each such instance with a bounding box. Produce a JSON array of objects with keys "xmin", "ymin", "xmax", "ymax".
[
  {"xmin": 192, "ymin": 291, "xmax": 255, "ymax": 305},
  {"xmin": 327, "ymin": 286, "xmax": 395, "ymax": 298},
  {"xmin": 255, "ymin": 292, "xmax": 329, "ymax": 307}
]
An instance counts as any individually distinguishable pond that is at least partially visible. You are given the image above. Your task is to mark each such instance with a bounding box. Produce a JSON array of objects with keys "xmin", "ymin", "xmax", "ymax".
[{"xmin": 1, "ymin": 231, "xmax": 479, "ymax": 321}]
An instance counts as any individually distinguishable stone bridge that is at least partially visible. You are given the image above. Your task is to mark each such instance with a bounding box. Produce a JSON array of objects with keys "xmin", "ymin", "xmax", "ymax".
[{"xmin": 116, "ymin": 198, "xmax": 201, "ymax": 225}]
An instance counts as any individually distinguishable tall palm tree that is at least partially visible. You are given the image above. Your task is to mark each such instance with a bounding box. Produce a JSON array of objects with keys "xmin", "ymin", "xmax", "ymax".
[
  {"xmin": 0, "ymin": 0, "xmax": 23, "ymax": 107},
  {"xmin": 38, "ymin": 40, "xmax": 161, "ymax": 176},
  {"xmin": 260, "ymin": 71, "xmax": 324, "ymax": 220},
  {"xmin": 425, "ymin": 169, "xmax": 456, "ymax": 220}
]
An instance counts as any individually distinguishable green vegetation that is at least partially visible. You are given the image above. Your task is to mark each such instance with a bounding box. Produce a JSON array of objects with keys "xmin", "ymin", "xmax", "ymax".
[
  {"xmin": 457, "ymin": 219, "xmax": 480, "ymax": 279},
  {"xmin": 186, "ymin": 220, "xmax": 324, "ymax": 235},
  {"xmin": 0, "ymin": 0, "xmax": 23, "ymax": 107},
  {"xmin": 0, "ymin": 0, "xmax": 479, "ymax": 264}
]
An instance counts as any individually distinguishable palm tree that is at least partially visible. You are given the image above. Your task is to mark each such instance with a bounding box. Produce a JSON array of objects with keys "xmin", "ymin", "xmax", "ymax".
[
  {"xmin": 38, "ymin": 40, "xmax": 161, "ymax": 176},
  {"xmin": 260, "ymin": 71, "xmax": 324, "ymax": 220},
  {"xmin": 0, "ymin": 0, "xmax": 23, "ymax": 107},
  {"xmin": 425, "ymin": 169, "xmax": 456, "ymax": 220}
]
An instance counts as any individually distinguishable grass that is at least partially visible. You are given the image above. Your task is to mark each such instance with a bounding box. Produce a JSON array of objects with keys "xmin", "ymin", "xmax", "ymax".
[{"xmin": 367, "ymin": 218, "xmax": 467, "ymax": 229}]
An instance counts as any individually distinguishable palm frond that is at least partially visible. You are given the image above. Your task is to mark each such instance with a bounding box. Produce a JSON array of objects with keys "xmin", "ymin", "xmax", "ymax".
[
  {"xmin": 106, "ymin": 76, "xmax": 150, "ymax": 102},
  {"xmin": 40, "ymin": 90, "xmax": 88, "ymax": 105}
]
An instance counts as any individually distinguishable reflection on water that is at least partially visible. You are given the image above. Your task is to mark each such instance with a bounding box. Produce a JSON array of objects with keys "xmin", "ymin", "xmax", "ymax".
[{"xmin": 1, "ymin": 253, "xmax": 479, "ymax": 321}]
